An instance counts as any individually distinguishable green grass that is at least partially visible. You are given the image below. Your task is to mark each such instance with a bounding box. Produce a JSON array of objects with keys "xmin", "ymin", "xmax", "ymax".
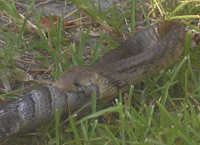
[{"xmin": 0, "ymin": 0, "xmax": 200, "ymax": 144}]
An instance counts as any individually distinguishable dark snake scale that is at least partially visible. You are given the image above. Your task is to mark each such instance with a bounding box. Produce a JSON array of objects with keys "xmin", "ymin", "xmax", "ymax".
[{"xmin": 0, "ymin": 21, "xmax": 186, "ymax": 142}]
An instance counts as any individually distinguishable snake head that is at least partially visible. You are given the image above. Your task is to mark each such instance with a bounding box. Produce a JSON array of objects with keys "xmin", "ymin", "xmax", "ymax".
[{"xmin": 53, "ymin": 66, "xmax": 99, "ymax": 97}]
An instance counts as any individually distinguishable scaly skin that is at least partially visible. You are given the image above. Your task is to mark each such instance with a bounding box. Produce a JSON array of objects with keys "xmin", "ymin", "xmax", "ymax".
[
  {"xmin": 54, "ymin": 21, "xmax": 186, "ymax": 102},
  {"xmin": 0, "ymin": 21, "xmax": 186, "ymax": 142},
  {"xmin": 0, "ymin": 86, "xmax": 88, "ymax": 142}
]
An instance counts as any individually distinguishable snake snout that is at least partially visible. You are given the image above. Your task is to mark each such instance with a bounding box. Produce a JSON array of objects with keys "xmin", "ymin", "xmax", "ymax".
[{"xmin": 53, "ymin": 66, "xmax": 96, "ymax": 93}]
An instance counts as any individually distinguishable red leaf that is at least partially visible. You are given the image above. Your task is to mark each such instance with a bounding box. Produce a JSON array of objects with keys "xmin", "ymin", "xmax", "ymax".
[
  {"xmin": 40, "ymin": 15, "xmax": 57, "ymax": 29},
  {"xmin": 40, "ymin": 15, "xmax": 72, "ymax": 29}
]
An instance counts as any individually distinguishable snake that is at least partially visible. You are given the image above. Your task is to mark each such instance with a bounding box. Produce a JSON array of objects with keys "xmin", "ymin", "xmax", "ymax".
[{"xmin": 0, "ymin": 20, "xmax": 186, "ymax": 142}]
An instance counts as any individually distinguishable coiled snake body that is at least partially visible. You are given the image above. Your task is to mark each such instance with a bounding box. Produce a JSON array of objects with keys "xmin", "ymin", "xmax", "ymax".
[{"xmin": 0, "ymin": 21, "xmax": 186, "ymax": 142}]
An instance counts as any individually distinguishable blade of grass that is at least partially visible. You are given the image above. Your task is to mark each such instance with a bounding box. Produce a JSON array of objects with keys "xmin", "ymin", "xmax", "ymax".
[
  {"xmin": 140, "ymin": 5, "xmax": 150, "ymax": 27},
  {"xmin": 78, "ymin": 106, "xmax": 121, "ymax": 123},
  {"xmin": 1, "ymin": 0, "xmax": 20, "ymax": 19},
  {"xmin": 55, "ymin": 109, "xmax": 62, "ymax": 145},
  {"xmin": 81, "ymin": 121, "xmax": 88, "ymax": 142},
  {"xmin": 104, "ymin": 125, "xmax": 119, "ymax": 145},
  {"xmin": 168, "ymin": 2, "xmax": 188, "ymax": 18},
  {"xmin": 69, "ymin": 115, "xmax": 82, "ymax": 145},
  {"xmin": 86, "ymin": 119, "xmax": 98, "ymax": 145},
  {"xmin": 187, "ymin": 56, "xmax": 200, "ymax": 95},
  {"xmin": 156, "ymin": 101, "xmax": 195, "ymax": 144},
  {"xmin": 56, "ymin": 15, "xmax": 62, "ymax": 52},
  {"xmin": 143, "ymin": 105, "xmax": 154, "ymax": 134},
  {"xmin": 169, "ymin": 15, "xmax": 200, "ymax": 20},
  {"xmin": 91, "ymin": 90, "xmax": 97, "ymax": 114},
  {"xmin": 91, "ymin": 32, "xmax": 105, "ymax": 64},
  {"xmin": 156, "ymin": 0, "xmax": 168, "ymax": 19},
  {"xmin": 70, "ymin": 43, "xmax": 82, "ymax": 66},
  {"xmin": 131, "ymin": 0, "xmax": 135, "ymax": 35}
]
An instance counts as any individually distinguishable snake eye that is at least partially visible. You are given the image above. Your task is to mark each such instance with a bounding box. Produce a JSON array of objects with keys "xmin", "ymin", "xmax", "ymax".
[
  {"xmin": 74, "ymin": 80, "xmax": 86, "ymax": 92},
  {"xmin": 74, "ymin": 80, "xmax": 79, "ymax": 86}
]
